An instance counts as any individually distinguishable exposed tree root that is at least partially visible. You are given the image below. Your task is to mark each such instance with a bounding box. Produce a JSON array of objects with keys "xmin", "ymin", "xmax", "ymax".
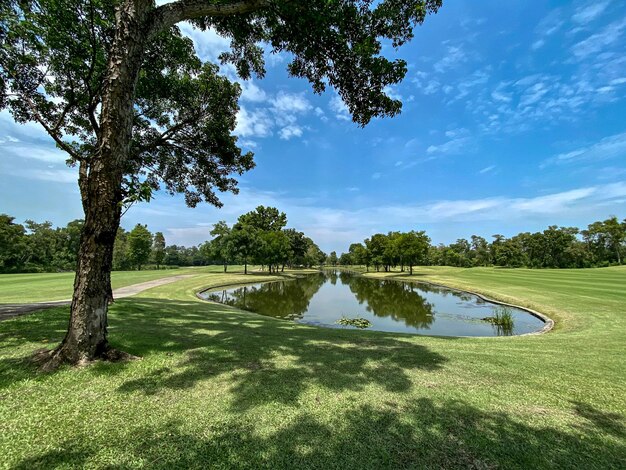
[{"xmin": 32, "ymin": 345, "xmax": 140, "ymax": 372}]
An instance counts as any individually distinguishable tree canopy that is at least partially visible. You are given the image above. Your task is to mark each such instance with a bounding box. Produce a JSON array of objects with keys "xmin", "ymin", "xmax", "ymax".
[{"xmin": 0, "ymin": 0, "xmax": 443, "ymax": 365}]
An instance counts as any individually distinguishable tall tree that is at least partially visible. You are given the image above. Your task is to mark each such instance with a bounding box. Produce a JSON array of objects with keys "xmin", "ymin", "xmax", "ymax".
[
  {"xmin": 348, "ymin": 242, "xmax": 368, "ymax": 269},
  {"xmin": 1, "ymin": 0, "xmax": 441, "ymax": 366},
  {"xmin": 112, "ymin": 228, "xmax": 132, "ymax": 271},
  {"xmin": 127, "ymin": 224, "xmax": 153, "ymax": 270},
  {"xmin": 284, "ymin": 228, "xmax": 307, "ymax": 267},
  {"xmin": 152, "ymin": 232, "xmax": 166, "ymax": 269},
  {"xmin": 230, "ymin": 223, "xmax": 258, "ymax": 275},
  {"xmin": 24, "ymin": 220, "xmax": 57, "ymax": 270},
  {"xmin": 258, "ymin": 230, "xmax": 291, "ymax": 272},
  {"xmin": 470, "ymin": 235, "xmax": 490, "ymax": 266},
  {"xmin": 0, "ymin": 214, "xmax": 29, "ymax": 272},
  {"xmin": 303, "ymin": 238, "xmax": 325, "ymax": 268},
  {"xmin": 397, "ymin": 230, "xmax": 430, "ymax": 275},
  {"xmin": 365, "ymin": 234, "xmax": 388, "ymax": 272},
  {"xmin": 208, "ymin": 220, "xmax": 233, "ymax": 272},
  {"xmin": 238, "ymin": 206, "xmax": 287, "ymax": 232}
]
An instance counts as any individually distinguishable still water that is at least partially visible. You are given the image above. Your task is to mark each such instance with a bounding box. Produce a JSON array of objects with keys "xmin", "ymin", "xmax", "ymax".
[{"xmin": 199, "ymin": 271, "xmax": 546, "ymax": 337}]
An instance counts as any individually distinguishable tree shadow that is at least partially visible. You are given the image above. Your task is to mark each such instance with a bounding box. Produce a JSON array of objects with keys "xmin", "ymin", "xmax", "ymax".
[
  {"xmin": 572, "ymin": 400, "xmax": 626, "ymax": 439},
  {"xmin": 0, "ymin": 308, "xmax": 70, "ymax": 389},
  {"xmin": 13, "ymin": 397, "xmax": 626, "ymax": 469},
  {"xmin": 112, "ymin": 298, "xmax": 448, "ymax": 411}
]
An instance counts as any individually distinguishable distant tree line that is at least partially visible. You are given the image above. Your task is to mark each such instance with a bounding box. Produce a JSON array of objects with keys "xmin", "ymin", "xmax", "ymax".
[
  {"xmin": 334, "ymin": 216, "xmax": 626, "ymax": 270},
  {"xmin": 1, "ymin": 207, "xmax": 326, "ymax": 273},
  {"xmin": 0, "ymin": 215, "xmax": 84, "ymax": 273},
  {"xmin": 200, "ymin": 206, "xmax": 326, "ymax": 274}
]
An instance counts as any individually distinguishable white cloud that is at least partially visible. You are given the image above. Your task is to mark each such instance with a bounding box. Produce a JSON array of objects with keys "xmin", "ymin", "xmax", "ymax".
[
  {"xmin": 535, "ymin": 9, "xmax": 564, "ymax": 37},
  {"xmin": 125, "ymin": 181, "xmax": 626, "ymax": 252},
  {"xmin": 531, "ymin": 39, "xmax": 546, "ymax": 50},
  {"xmin": 423, "ymin": 80, "xmax": 441, "ymax": 95},
  {"xmin": 279, "ymin": 125, "xmax": 303, "ymax": 140},
  {"xmin": 234, "ymin": 92, "xmax": 313, "ymax": 140},
  {"xmin": 314, "ymin": 107, "xmax": 328, "ymax": 122},
  {"xmin": 383, "ymin": 85, "xmax": 403, "ymax": 101},
  {"xmin": 178, "ymin": 24, "xmax": 230, "ymax": 63},
  {"xmin": 491, "ymin": 87, "xmax": 512, "ymax": 103},
  {"xmin": 264, "ymin": 49, "xmax": 289, "ymax": 68},
  {"xmin": 240, "ymin": 81, "xmax": 267, "ymax": 102},
  {"xmin": 542, "ymin": 131, "xmax": 626, "ymax": 167},
  {"xmin": 426, "ymin": 128, "xmax": 471, "ymax": 155},
  {"xmin": 234, "ymin": 107, "xmax": 273, "ymax": 138},
  {"xmin": 518, "ymin": 82, "xmax": 550, "ymax": 107},
  {"xmin": 479, "ymin": 165, "xmax": 496, "ymax": 174},
  {"xmin": 4, "ymin": 145, "xmax": 67, "ymax": 163},
  {"xmin": 166, "ymin": 226, "xmax": 212, "ymax": 244},
  {"xmin": 0, "ymin": 135, "xmax": 19, "ymax": 144},
  {"xmin": 329, "ymin": 95, "xmax": 351, "ymax": 121},
  {"xmin": 572, "ymin": 1, "xmax": 611, "ymax": 24},
  {"xmin": 572, "ymin": 17, "xmax": 626, "ymax": 59},
  {"xmin": 271, "ymin": 91, "xmax": 312, "ymax": 114},
  {"xmin": 412, "ymin": 71, "xmax": 442, "ymax": 95},
  {"xmin": 433, "ymin": 45, "xmax": 466, "ymax": 73},
  {"xmin": 5, "ymin": 167, "xmax": 77, "ymax": 184}
]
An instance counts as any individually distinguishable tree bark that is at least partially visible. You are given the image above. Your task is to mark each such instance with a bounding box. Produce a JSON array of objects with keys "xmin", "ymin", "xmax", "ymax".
[{"xmin": 42, "ymin": 0, "xmax": 152, "ymax": 368}]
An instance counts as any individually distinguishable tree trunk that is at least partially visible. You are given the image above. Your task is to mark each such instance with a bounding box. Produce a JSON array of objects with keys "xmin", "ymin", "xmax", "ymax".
[
  {"xmin": 244, "ymin": 258, "xmax": 248, "ymax": 274},
  {"xmin": 223, "ymin": 262, "xmax": 227, "ymax": 273},
  {"xmin": 49, "ymin": 165, "xmax": 123, "ymax": 366},
  {"xmin": 41, "ymin": 0, "xmax": 152, "ymax": 369}
]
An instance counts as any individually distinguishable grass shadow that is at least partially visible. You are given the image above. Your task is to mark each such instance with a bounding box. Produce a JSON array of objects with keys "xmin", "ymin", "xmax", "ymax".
[
  {"xmin": 111, "ymin": 298, "xmax": 448, "ymax": 411},
  {"xmin": 13, "ymin": 397, "xmax": 626, "ymax": 469}
]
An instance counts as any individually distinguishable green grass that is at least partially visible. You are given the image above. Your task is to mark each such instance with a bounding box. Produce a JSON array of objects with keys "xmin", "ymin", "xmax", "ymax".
[
  {"xmin": 0, "ymin": 266, "xmax": 241, "ymax": 303},
  {"xmin": 0, "ymin": 266, "xmax": 625, "ymax": 468}
]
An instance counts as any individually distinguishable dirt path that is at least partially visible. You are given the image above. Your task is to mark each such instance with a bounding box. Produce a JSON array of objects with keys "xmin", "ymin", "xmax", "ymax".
[{"xmin": 0, "ymin": 274, "xmax": 196, "ymax": 321}]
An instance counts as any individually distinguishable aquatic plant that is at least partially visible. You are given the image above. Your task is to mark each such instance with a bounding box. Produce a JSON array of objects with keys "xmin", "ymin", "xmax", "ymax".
[
  {"xmin": 482, "ymin": 306, "xmax": 514, "ymax": 335},
  {"xmin": 336, "ymin": 316, "xmax": 373, "ymax": 329}
]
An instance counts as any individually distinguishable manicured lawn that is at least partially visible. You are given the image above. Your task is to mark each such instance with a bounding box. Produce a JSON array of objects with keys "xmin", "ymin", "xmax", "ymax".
[
  {"xmin": 0, "ymin": 266, "xmax": 235, "ymax": 303},
  {"xmin": 0, "ymin": 267, "xmax": 624, "ymax": 468}
]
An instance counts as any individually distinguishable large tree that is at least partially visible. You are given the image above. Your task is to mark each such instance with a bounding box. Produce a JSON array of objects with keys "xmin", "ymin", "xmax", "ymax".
[
  {"xmin": 0, "ymin": 0, "xmax": 442, "ymax": 366},
  {"xmin": 127, "ymin": 224, "xmax": 153, "ymax": 270},
  {"xmin": 0, "ymin": 214, "xmax": 29, "ymax": 272},
  {"xmin": 152, "ymin": 231, "xmax": 166, "ymax": 269},
  {"xmin": 397, "ymin": 230, "xmax": 429, "ymax": 275}
]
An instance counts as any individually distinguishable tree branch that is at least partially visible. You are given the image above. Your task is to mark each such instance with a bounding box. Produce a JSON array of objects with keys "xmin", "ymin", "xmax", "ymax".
[
  {"xmin": 148, "ymin": 0, "xmax": 271, "ymax": 36},
  {"xmin": 21, "ymin": 95, "xmax": 83, "ymax": 161},
  {"xmin": 136, "ymin": 114, "xmax": 201, "ymax": 153}
]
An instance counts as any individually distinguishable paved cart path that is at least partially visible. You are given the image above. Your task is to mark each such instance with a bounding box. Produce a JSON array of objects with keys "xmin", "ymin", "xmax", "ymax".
[{"xmin": 0, "ymin": 274, "xmax": 196, "ymax": 321}]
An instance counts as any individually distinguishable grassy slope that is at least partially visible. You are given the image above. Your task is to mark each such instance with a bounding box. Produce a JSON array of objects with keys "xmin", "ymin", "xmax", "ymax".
[
  {"xmin": 0, "ymin": 266, "xmax": 238, "ymax": 303},
  {"xmin": 0, "ymin": 267, "xmax": 625, "ymax": 469}
]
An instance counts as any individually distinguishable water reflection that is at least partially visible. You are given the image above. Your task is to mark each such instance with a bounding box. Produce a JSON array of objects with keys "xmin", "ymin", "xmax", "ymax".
[
  {"xmin": 204, "ymin": 273, "xmax": 326, "ymax": 319},
  {"xmin": 346, "ymin": 276, "xmax": 434, "ymax": 330},
  {"xmin": 199, "ymin": 271, "xmax": 546, "ymax": 337}
]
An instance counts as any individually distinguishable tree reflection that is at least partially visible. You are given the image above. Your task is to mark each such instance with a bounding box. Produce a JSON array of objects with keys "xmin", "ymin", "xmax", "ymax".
[
  {"xmin": 206, "ymin": 274, "xmax": 326, "ymax": 319},
  {"xmin": 205, "ymin": 272, "xmax": 528, "ymax": 336},
  {"xmin": 346, "ymin": 276, "xmax": 435, "ymax": 329}
]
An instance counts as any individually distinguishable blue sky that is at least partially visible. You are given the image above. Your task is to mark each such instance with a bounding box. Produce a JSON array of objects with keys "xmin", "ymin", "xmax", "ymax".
[{"xmin": 1, "ymin": 0, "xmax": 626, "ymax": 253}]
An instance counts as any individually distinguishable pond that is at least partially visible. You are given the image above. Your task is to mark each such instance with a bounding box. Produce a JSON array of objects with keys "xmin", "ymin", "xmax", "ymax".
[{"xmin": 198, "ymin": 271, "xmax": 547, "ymax": 337}]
